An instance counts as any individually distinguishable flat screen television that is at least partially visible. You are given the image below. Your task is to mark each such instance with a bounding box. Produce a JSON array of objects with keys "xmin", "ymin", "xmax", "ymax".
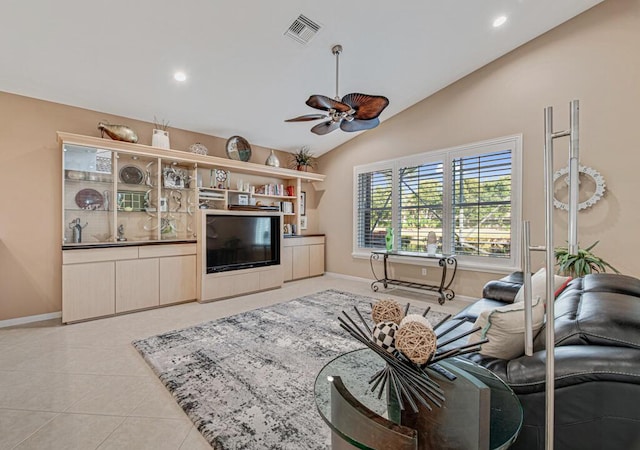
[{"xmin": 205, "ymin": 214, "xmax": 280, "ymax": 273}]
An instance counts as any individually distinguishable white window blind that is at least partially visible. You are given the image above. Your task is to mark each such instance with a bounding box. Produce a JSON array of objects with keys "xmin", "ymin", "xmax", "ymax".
[
  {"xmin": 398, "ymin": 162, "xmax": 444, "ymax": 252},
  {"xmin": 353, "ymin": 135, "xmax": 521, "ymax": 271},
  {"xmin": 452, "ymin": 150, "xmax": 512, "ymax": 257},
  {"xmin": 356, "ymin": 168, "xmax": 393, "ymax": 248}
]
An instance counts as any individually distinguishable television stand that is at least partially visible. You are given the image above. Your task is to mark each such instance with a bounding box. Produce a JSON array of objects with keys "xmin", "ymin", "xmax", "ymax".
[{"xmin": 369, "ymin": 251, "xmax": 457, "ymax": 304}]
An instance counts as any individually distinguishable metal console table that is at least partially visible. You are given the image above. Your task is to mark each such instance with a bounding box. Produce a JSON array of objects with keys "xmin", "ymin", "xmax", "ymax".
[{"xmin": 370, "ymin": 251, "xmax": 457, "ymax": 304}]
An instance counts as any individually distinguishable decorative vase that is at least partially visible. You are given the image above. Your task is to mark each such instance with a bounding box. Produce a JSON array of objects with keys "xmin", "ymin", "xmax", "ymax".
[
  {"xmin": 152, "ymin": 129, "xmax": 170, "ymax": 149},
  {"xmin": 265, "ymin": 150, "xmax": 280, "ymax": 167},
  {"xmin": 426, "ymin": 231, "xmax": 438, "ymax": 255},
  {"xmin": 385, "ymin": 227, "xmax": 394, "ymax": 251},
  {"xmin": 297, "ymin": 165, "xmax": 308, "ymax": 172}
]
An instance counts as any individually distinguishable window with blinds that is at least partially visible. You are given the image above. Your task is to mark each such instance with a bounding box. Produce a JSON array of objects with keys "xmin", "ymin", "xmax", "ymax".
[
  {"xmin": 356, "ymin": 168, "xmax": 393, "ymax": 248},
  {"xmin": 452, "ymin": 150, "xmax": 512, "ymax": 257},
  {"xmin": 353, "ymin": 135, "xmax": 521, "ymax": 271},
  {"xmin": 398, "ymin": 162, "xmax": 444, "ymax": 252}
]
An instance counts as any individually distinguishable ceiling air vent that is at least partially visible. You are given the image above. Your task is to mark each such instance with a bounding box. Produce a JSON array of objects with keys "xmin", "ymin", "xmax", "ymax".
[{"xmin": 284, "ymin": 14, "xmax": 321, "ymax": 45}]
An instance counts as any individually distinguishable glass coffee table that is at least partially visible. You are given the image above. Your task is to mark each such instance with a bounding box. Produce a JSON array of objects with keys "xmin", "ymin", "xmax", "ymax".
[{"xmin": 315, "ymin": 348, "xmax": 522, "ymax": 450}]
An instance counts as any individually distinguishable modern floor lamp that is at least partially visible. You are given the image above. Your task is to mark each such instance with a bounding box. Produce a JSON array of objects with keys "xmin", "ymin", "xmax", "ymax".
[{"xmin": 522, "ymin": 100, "xmax": 580, "ymax": 450}]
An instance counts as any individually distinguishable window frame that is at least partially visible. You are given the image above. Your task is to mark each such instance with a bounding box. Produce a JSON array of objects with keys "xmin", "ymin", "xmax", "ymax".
[{"xmin": 352, "ymin": 134, "xmax": 522, "ymax": 273}]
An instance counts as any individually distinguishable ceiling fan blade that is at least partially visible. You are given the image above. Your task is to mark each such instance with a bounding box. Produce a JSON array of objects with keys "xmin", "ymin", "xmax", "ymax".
[
  {"xmin": 341, "ymin": 93, "xmax": 389, "ymax": 120},
  {"xmin": 311, "ymin": 120, "xmax": 340, "ymax": 135},
  {"xmin": 284, "ymin": 114, "xmax": 328, "ymax": 122},
  {"xmin": 340, "ymin": 118, "xmax": 380, "ymax": 133},
  {"xmin": 306, "ymin": 95, "xmax": 351, "ymax": 113}
]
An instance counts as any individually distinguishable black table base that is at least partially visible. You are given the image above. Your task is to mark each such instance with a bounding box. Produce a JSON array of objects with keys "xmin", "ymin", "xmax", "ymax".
[{"xmin": 369, "ymin": 252, "xmax": 457, "ymax": 305}]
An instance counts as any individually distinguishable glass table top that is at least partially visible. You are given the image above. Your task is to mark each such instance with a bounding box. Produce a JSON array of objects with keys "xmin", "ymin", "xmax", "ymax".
[{"xmin": 315, "ymin": 348, "xmax": 522, "ymax": 450}]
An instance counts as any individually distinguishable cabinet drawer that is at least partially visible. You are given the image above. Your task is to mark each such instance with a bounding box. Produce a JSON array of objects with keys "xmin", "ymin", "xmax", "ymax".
[
  {"xmin": 139, "ymin": 243, "xmax": 196, "ymax": 258},
  {"xmin": 283, "ymin": 236, "xmax": 325, "ymax": 247},
  {"xmin": 63, "ymin": 247, "xmax": 138, "ymax": 264}
]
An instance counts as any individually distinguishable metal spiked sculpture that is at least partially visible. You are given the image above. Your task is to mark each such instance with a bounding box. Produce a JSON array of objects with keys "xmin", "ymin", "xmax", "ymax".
[
  {"xmin": 339, "ymin": 301, "xmax": 487, "ymax": 413},
  {"xmin": 285, "ymin": 44, "xmax": 389, "ymax": 135}
]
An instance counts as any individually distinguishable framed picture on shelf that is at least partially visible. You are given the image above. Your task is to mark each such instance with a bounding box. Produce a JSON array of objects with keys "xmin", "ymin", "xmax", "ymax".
[
  {"xmin": 300, "ymin": 191, "xmax": 306, "ymax": 216},
  {"xmin": 300, "ymin": 215, "xmax": 308, "ymax": 230}
]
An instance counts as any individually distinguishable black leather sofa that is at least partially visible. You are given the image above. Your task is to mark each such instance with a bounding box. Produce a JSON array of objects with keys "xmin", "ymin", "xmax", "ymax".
[{"xmin": 449, "ymin": 272, "xmax": 640, "ymax": 450}]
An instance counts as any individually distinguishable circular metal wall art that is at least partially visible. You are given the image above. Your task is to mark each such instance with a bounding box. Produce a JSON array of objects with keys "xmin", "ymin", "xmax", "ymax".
[
  {"xmin": 225, "ymin": 136, "xmax": 252, "ymax": 162},
  {"xmin": 553, "ymin": 165, "xmax": 606, "ymax": 211}
]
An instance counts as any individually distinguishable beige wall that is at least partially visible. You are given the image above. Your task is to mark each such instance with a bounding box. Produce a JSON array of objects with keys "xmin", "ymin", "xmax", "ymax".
[
  {"xmin": 2, "ymin": 0, "xmax": 638, "ymax": 321},
  {"xmin": 0, "ymin": 93, "xmax": 295, "ymax": 321},
  {"xmin": 317, "ymin": 0, "xmax": 640, "ymax": 297}
]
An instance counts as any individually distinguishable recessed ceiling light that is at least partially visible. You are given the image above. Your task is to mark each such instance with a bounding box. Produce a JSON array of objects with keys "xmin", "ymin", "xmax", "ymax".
[
  {"xmin": 493, "ymin": 15, "xmax": 507, "ymax": 28},
  {"xmin": 174, "ymin": 71, "xmax": 187, "ymax": 82}
]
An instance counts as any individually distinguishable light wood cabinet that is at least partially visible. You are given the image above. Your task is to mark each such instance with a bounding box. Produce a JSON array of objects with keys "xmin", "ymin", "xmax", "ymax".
[
  {"xmin": 115, "ymin": 258, "xmax": 159, "ymax": 313},
  {"xmin": 160, "ymin": 255, "xmax": 197, "ymax": 305},
  {"xmin": 282, "ymin": 236, "xmax": 325, "ymax": 281},
  {"xmin": 281, "ymin": 246, "xmax": 293, "ymax": 282},
  {"xmin": 293, "ymin": 245, "xmax": 310, "ymax": 279},
  {"xmin": 59, "ymin": 132, "xmax": 327, "ymax": 321},
  {"xmin": 62, "ymin": 261, "xmax": 115, "ymax": 323},
  {"xmin": 309, "ymin": 244, "xmax": 325, "ymax": 277},
  {"xmin": 62, "ymin": 243, "xmax": 196, "ymax": 323}
]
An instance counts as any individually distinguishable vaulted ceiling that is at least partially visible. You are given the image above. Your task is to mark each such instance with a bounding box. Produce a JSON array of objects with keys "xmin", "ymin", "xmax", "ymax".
[{"xmin": 0, "ymin": 0, "xmax": 603, "ymax": 155}]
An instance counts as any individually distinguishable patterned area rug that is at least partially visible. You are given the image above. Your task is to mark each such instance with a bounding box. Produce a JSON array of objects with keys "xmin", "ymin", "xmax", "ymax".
[{"xmin": 132, "ymin": 289, "xmax": 447, "ymax": 450}]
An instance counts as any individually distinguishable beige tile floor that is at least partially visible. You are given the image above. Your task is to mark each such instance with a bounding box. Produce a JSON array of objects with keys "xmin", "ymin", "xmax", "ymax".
[{"xmin": 0, "ymin": 275, "xmax": 469, "ymax": 450}]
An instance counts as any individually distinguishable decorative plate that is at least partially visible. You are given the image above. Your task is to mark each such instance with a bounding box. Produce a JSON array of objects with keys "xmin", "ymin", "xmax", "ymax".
[
  {"xmin": 119, "ymin": 165, "xmax": 144, "ymax": 184},
  {"xmin": 75, "ymin": 188, "xmax": 104, "ymax": 210},
  {"xmin": 225, "ymin": 136, "xmax": 252, "ymax": 162},
  {"xmin": 215, "ymin": 169, "xmax": 228, "ymax": 183}
]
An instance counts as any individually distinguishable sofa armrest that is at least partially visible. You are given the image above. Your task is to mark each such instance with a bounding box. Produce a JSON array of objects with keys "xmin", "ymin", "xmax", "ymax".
[
  {"xmin": 469, "ymin": 346, "xmax": 640, "ymax": 395},
  {"xmin": 481, "ymin": 272, "xmax": 523, "ymax": 303}
]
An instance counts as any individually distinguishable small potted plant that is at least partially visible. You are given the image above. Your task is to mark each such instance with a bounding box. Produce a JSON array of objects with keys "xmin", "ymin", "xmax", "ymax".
[
  {"xmin": 554, "ymin": 241, "xmax": 620, "ymax": 277},
  {"xmin": 290, "ymin": 146, "xmax": 316, "ymax": 171}
]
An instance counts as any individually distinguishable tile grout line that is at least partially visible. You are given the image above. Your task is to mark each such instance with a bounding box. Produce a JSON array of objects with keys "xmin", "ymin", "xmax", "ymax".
[{"xmin": 10, "ymin": 411, "xmax": 61, "ymax": 450}]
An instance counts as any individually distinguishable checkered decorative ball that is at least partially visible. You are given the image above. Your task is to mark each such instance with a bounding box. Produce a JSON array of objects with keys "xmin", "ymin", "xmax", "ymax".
[{"xmin": 372, "ymin": 321, "xmax": 399, "ymax": 353}]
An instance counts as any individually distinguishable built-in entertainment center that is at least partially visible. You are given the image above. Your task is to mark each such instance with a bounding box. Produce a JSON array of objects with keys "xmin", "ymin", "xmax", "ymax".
[
  {"xmin": 198, "ymin": 210, "xmax": 284, "ymax": 302},
  {"xmin": 58, "ymin": 132, "xmax": 325, "ymax": 323}
]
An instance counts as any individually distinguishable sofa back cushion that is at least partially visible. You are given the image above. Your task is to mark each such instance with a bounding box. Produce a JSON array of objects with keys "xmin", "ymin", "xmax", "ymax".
[{"xmin": 534, "ymin": 274, "xmax": 640, "ymax": 351}]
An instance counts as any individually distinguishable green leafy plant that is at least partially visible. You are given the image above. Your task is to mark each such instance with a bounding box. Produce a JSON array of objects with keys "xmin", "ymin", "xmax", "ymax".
[
  {"xmin": 290, "ymin": 146, "xmax": 316, "ymax": 170},
  {"xmin": 554, "ymin": 241, "xmax": 620, "ymax": 277}
]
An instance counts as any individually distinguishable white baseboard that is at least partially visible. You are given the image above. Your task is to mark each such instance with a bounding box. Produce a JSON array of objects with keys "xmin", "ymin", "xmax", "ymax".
[
  {"xmin": 324, "ymin": 271, "xmax": 372, "ymax": 283},
  {"xmin": 0, "ymin": 311, "xmax": 62, "ymax": 329}
]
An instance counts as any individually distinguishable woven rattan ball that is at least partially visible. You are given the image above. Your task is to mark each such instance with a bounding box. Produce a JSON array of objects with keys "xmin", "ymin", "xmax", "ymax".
[
  {"xmin": 395, "ymin": 321, "xmax": 437, "ymax": 365},
  {"xmin": 400, "ymin": 313, "xmax": 433, "ymax": 330},
  {"xmin": 371, "ymin": 299, "xmax": 404, "ymax": 325}
]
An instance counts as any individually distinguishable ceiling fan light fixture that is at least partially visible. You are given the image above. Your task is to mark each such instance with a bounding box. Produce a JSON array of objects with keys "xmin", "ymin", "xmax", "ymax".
[{"xmin": 285, "ymin": 44, "xmax": 389, "ymax": 135}]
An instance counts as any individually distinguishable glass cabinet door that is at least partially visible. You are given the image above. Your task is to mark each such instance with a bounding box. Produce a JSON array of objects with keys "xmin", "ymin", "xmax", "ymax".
[
  {"xmin": 63, "ymin": 144, "xmax": 115, "ymax": 245},
  {"xmin": 159, "ymin": 160, "xmax": 197, "ymax": 240},
  {"xmin": 115, "ymin": 153, "xmax": 159, "ymax": 242}
]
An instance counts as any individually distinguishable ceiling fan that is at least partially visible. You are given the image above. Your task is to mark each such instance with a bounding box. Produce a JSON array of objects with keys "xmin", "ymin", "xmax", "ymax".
[{"xmin": 285, "ymin": 44, "xmax": 389, "ymax": 135}]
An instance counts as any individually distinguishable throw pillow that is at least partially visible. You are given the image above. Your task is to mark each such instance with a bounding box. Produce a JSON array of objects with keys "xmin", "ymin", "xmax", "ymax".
[
  {"xmin": 514, "ymin": 268, "xmax": 571, "ymax": 303},
  {"xmin": 468, "ymin": 297, "xmax": 545, "ymax": 360}
]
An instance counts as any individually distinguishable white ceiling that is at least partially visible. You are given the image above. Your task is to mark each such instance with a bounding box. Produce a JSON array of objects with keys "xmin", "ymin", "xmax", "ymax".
[{"xmin": 0, "ymin": 0, "xmax": 603, "ymax": 156}]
